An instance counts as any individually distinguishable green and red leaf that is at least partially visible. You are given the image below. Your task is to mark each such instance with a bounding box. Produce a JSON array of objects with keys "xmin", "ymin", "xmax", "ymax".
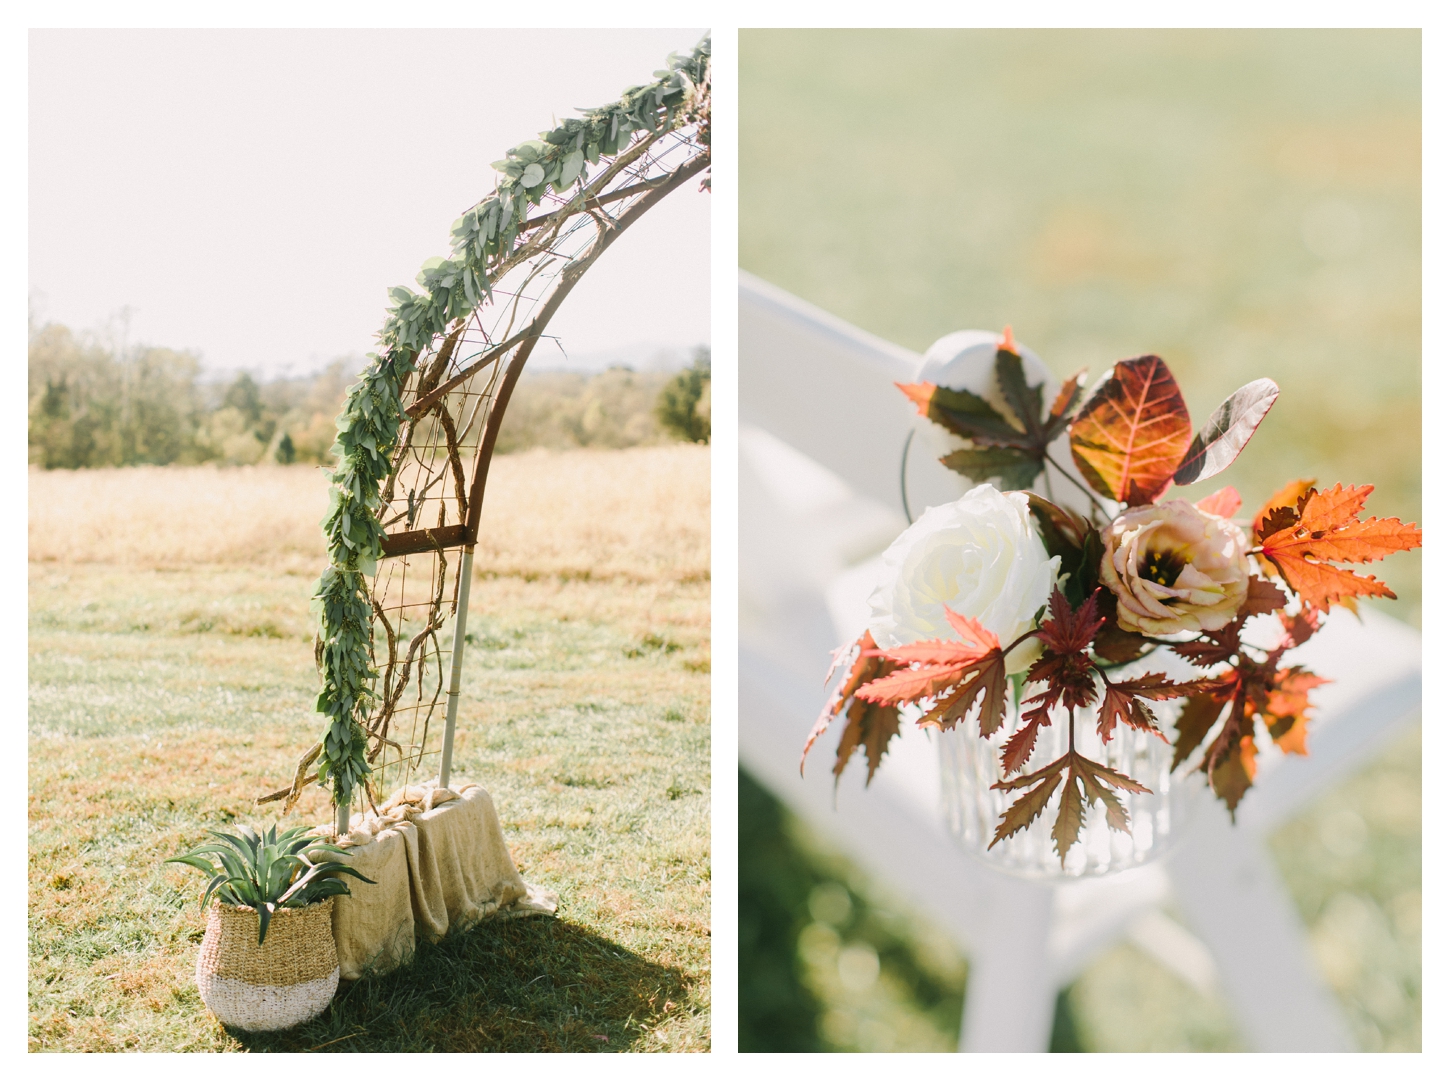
[
  {"xmin": 940, "ymin": 446, "xmax": 1042, "ymax": 490},
  {"xmin": 1069, "ymin": 355, "xmax": 1194, "ymax": 505},
  {"xmin": 897, "ymin": 381, "xmax": 1027, "ymax": 448},
  {"xmin": 1173, "ymin": 378, "xmax": 1279, "ymax": 486}
]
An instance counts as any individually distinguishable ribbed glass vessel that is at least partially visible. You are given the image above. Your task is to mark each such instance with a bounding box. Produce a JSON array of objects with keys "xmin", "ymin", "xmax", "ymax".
[{"xmin": 936, "ymin": 653, "xmax": 1192, "ymax": 879}]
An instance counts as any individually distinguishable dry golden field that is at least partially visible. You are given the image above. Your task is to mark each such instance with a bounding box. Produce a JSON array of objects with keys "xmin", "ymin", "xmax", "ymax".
[
  {"xmin": 29, "ymin": 445, "xmax": 710, "ymax": 581},
  {"xmin": 29, "ymin": 445, "xmax": 711, "ymax": 1052}
]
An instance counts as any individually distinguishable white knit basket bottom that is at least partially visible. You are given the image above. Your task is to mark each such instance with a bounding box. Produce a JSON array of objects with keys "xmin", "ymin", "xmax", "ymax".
[{"xmin": 196, "ymin": 963, "xmax": 340, "ymax": 1032}]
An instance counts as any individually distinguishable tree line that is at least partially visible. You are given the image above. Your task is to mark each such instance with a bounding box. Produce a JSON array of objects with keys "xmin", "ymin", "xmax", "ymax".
[{"xmin": 28, "ymin": 321, "xmax": 710, "ymax": 470}]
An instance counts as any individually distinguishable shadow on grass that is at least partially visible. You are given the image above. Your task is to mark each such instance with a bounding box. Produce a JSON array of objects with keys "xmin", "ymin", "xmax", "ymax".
[{"xmin": 236, "ymin": 917, "xmax": 691, "ymax": 1052}]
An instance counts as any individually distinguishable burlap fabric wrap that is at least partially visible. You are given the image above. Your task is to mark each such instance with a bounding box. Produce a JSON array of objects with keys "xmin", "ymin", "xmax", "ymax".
[
  {"xmin": 330, "ymin": 780, "xmax": 558, "ymax": 981},
  {"xmin": 195, "ymin": 897, "xmax": 339, "ymax": 1031}
]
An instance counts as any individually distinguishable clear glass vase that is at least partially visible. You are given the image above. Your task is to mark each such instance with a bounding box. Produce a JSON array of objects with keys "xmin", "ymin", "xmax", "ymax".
[{"xmin": 936, "ymin": 652, "xmax": 1193, "ymax": 879}]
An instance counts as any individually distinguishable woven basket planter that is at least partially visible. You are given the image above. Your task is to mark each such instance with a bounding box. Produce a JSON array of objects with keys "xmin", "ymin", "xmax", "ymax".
[{"xmin": 195, "ymin": 897, "xmax": 339, "ymax": 1031}]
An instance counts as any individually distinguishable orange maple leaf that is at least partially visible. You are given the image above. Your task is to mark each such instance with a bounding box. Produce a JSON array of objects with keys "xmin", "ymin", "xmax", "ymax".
[
  {"xmin": 1252, "ymin": 478, "xmax": 1315, "ymax": 541},
  {"xmin": 1257, "ymin": 484, "xmax": 1422, "ymax": 612}
]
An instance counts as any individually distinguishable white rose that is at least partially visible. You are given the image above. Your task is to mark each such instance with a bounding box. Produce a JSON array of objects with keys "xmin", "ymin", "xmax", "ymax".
[{"xmin": 867, "ymin": 484, "xmax": 1061, "ymax": 673}]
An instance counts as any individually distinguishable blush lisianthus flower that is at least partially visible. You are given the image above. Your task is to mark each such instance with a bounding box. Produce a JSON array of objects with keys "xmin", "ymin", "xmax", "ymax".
[
  {"xmin": 867, "ymin": 484, "xmax": 1061, "ymax": 673},
  {"xmin": 1101, "ymin": 500, "xmax": 1251, "ymax": 635}
]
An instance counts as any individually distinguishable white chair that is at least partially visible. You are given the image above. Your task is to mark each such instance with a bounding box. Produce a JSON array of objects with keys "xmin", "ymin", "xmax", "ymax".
[{"xmin": 738, "ymin": 269, "xmax": 1422, "ymax": 1052}]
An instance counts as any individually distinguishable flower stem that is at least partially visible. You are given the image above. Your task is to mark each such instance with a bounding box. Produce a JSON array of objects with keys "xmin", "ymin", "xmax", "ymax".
[{"xmin": 1045, "ymin": 454, "xmax": 1115, "ymax": 524}]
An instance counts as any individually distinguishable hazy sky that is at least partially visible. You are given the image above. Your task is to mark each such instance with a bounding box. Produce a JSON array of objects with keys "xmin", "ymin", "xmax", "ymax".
[{"xmin": 29, "ymin": 28, "xmax": 710, "ymax": 376}]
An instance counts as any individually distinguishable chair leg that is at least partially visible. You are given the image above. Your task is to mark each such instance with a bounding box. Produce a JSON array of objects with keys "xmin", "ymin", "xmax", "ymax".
[
  {"xmin": 1167, "ymin": 806, "xmax": 1354, "ymax": 1051},
  {"xmin": 958, "ymin": 876, "xmax": 1057, "ymax": 1052}
]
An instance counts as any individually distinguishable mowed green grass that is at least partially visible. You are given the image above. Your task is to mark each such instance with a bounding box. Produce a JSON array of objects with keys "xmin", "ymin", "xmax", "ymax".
[
  {"xmin": 739, "ymin": 29, "xmax": 1420, "ymax": 1052},
  {"xmin": 28, "ymin": 451, "xmax": 710, "ymax": 1052}
]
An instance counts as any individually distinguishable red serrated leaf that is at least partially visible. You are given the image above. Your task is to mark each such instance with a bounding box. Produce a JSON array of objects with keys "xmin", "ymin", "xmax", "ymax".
[
  {"xmin": 1096, "ymin": 684, "xmax": 1163, "ymax": 741},
  {"xmin": 1171, "ymin": 692, "xmax": 1230, "ymax": 771},
  {"xmin": 1052, "ymin": 773, "xmax": 1086, "ymax": 866},
  {"xmin": 1278, "ymin": 606, "xmax": 1320, "ymax": 649},
  {"xmin": 1210, "ymin": 734, "xmax": 1258, "ymax": 813},
  {"xmin": 1000, "ymin": 702, "xmax": 1052, "ymax": 774},
  {"xmin": 1073, "ymin": 753, "xmax": 1153, "ymax": 794},
  {"xmin": 875, "ymin": 638, "xmax": 989, "ymax": 667},
  {"xmin": 1195, "ymin": 486, "xmax": 1242, "ymax": 518},
  {"xmin": 942, "ymin": 607, "xmax": 1002, "ymax": 653},
  {"xmin": 864, "ymin": 610, "xmax": 1003, "ymax": 710},
  {"xmin": 1171, "ymin": 619, "xmax": 1243, "ymax": 668},
  {"xmin": 803, "ymin": 631, "xmax": 894, "ymax": 774},
  {"xmin": 1026, "ymin": 650, "xmax": 1099, "ymax": 711},
  {"xmin": 1069, "ymin": 356, "xmax": 1194, "ymax": 505},
  {"xmin": 1259, "ymin": 484, "xmax": 1422, "ymax": 611},
  {"xmin": 1240, "ymin": 576, "xmax": 1288, "ymax": 617},
  {"xmin": 918, "ymin": 652, "xmax": 1008, "ymax": 736},
  {"xmin": 855, "ymin": 664, "xmax": 964, "ymax": 704},
  {"xmin": 832, "ymin": 695, "xmax": 902, "ymax": 785},
  {"xmin": 1037, "ymin": 588, "xmax": 1106, "ymax": 655},
  {"xmin": 988, "ymin": 771, "xmax": 1064, "ymax": 849},
  {"xmin": 1078, "ymin": 768, "xmax": 1131, "ymax": 834},
  {"xmin": 993, "ymin": 752, "xmax": 1071, "ymax": 791},
  {"xmin": 1119, "ymin": 673, "xmax": 1236, "ymax": 700}
]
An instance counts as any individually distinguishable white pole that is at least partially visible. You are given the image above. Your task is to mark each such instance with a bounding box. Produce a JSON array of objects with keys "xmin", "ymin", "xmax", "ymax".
[{"xmin": 438, "ymin": 546, "xmax": 475, "ymax": 790}]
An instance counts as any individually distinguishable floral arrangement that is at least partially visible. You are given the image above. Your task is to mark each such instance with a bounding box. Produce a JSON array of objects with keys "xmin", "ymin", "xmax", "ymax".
[{"xmin": 802, "ymin": 330, "xmax": 1421, "ymax": 865}]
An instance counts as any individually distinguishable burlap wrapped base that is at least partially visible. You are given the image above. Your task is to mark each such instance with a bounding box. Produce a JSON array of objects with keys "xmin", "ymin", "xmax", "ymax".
[
  {"xmin": 330, "ymin": 780, "xmax": 558, "ymax": 982},
  {"xmin": 196, "ymin": 897, "xmax": 339, "ymax": 1031}
]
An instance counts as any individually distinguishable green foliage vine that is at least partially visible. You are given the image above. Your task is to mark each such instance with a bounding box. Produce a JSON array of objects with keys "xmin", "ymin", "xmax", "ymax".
[{"xmin": 311, "ymin": 36, "xmax": 711, "ymax": 812}]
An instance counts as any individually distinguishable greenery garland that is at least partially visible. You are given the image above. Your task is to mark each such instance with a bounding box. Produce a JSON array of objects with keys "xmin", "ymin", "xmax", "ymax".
[{"xmin": 311, "ymin": 36, "xmax": 711, "ymax": 813}]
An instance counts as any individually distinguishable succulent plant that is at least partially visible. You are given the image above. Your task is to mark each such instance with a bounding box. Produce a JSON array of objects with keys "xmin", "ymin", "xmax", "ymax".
[{"xmin": 166, "ymin": 823, "xmax": 374, "ymax": 944}]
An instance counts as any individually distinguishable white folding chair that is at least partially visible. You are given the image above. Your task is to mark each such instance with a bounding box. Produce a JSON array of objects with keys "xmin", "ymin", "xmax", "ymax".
[{"xmin": 738, "ymin": 269, "xmax": 1421, "ymax": 1052}]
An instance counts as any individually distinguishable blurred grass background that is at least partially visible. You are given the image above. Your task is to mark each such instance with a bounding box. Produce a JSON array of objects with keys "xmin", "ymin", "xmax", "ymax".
[{"xmin": 739, "ymin": 28, "xmax": 1420, "ymax": 1053}]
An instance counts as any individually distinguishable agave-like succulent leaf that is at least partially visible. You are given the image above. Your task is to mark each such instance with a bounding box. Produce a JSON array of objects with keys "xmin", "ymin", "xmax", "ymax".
[
  {"xmin": 165, "ymin": 853, "xmax": 222, "ymax": 875},
  {"xmin": 169, "ymin": 820, "xmax": 372, "ymax": 936},
  {"xmin": 200, "ymin": 871, "xmax": 232, "ymax": 911},
  {"xmin": 256, "ymin": 900, "xmax": 275, "ymax": 945}
]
